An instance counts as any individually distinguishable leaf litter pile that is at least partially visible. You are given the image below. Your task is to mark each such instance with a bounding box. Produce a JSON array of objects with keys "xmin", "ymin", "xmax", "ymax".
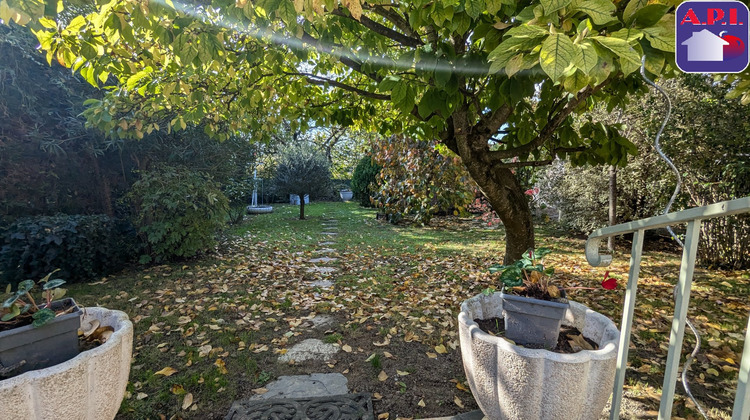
[
  {"xmin": 474, "ymin": 318, "xmax": 599, "ymax": 353},
  {"xmin": 65, "ymin": 203, "xmax": 750, "ymax": 420}
]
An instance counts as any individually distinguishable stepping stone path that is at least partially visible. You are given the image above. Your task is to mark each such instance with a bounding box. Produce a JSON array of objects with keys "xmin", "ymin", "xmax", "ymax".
[{"xmin": 227, "ymin": 217, "xmax": 377, "ymax": 420}]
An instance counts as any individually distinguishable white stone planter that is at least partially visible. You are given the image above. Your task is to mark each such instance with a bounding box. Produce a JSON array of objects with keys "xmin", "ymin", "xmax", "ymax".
[
  {"xmin": 339, "ymin": 190, "xmax": 353, "ymax": 201},
  {"xmin": 0, "ymin": 307, "xmax": 133, "ymax": 420},
  {"xmin": 458, "ymin": 293, "xmax": 619, "ymax": 420}
]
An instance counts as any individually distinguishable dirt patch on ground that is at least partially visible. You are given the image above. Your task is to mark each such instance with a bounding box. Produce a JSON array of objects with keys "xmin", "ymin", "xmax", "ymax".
[{"xmin": 474, "ymin": 317, "xmax": 599, "ymax": 353}]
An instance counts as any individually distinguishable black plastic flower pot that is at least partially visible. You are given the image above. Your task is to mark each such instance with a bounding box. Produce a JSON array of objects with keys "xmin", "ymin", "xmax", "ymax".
[
  {"xmin": 0, "ymin": 298, "xmax": 82, "ymax": 376},
  {"xmin": 501, "ymin": 292, "xmax": 569, "ymax": 349}
]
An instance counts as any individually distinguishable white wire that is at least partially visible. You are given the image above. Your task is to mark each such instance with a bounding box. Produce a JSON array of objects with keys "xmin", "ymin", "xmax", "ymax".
[{"xmin": 640, "ymin": 56, "xmax": 707, "ymax": 420}]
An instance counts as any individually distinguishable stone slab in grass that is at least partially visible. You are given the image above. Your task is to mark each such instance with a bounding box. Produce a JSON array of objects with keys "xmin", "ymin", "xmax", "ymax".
[
  {"xmin": 311, "ymin": 314, "xmax": 338, "ymax": 330},
  {"xmin": 309, "ymin": 257, "xmax": 338, "ymax": 264},
  {"xmin": 226, "ymin": 393, "xmax": 374, "ymax": 420},
  {"xmin": 249, "ymin": 373, "xmax": 348, "ymax": 399},
  {"xmin": 322, "ymin": 232, "xmax": 338, "ymax": 236},
  {"xmin": 318, "ymin": 242, "xmax": 336, "ymax": 246},
  {"xmin": 307, "ymin": 266, "xmax": 337, "ymax": 274},
  {"xmin": 278, "ymin": 339, "xmax": 339, "ymax": 363},
  {"xmin": 310, "ymin": 279, "xmax": 334, "ymax": 288},
  {"xmin": 315, "ymin": 248, "xmax": 336, "ymax": 253}
]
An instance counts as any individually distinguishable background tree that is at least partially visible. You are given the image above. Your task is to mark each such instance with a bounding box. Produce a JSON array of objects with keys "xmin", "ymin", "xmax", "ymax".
[
  {"xmin": 540, "ymin": 74, "xmax": 750, "ymax": 268},
  {"xmin": 6, "ymin": 0, "xmax": 676, "ymax": 261},
  {"xmin": 274, "ymin": 145, "xmax": 332, "ymax": 219},
  {"xmin": 351, "ymin": 155, "xmax": 381, "ymax": 207},
  {"xmin": 373, "ymin": 136, "xmax": 474, "ymax": 224}
]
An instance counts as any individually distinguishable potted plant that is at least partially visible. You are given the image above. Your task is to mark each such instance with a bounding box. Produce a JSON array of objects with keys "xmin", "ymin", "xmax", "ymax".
[
  {"xmin": 458, "ymin": 249, "xmax": 620, "ymax": 419},
  {"xmin": 0, "ymin": 270, "xmax": 81, "ymax": 375},
  {"xmin": 0, "ymin": 271, "xmax": 133, "ymax": 419}
]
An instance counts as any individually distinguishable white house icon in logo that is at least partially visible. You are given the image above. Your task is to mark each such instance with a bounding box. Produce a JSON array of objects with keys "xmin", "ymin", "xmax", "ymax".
[{"xmin": 681, "ymin": 29, "xmax": 730, "ymax": 61}]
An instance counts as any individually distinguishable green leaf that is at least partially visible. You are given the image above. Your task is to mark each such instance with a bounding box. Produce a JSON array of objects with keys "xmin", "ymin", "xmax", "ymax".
[
  {"xmin": 623, "ymin": 0, "xmax": 648, "ymax": 23},
  {"xmin": 43, "ymin": 279, "xmax": 66, "ymax": 290},
  {"xmin": 642, "ymin": 25, "xmax": 675, "ymax": 52},
  {"xmin": 574, "ymin": 40, "xmax": 598, "ymax": 74},
  {"xmin": 592, "ymin": 36, "xmax": 641, "ymax": 69},
  {"xmin": 539, "ymin": 33, "xmax": 577, "ymax": 81},
  {"xmin": 39, "ymin": 17, "xmax": 57, "ymax": 29},
  {"xmin": 610, "ymin": 28, "xmax": 643, "ymax": 43},
  {"xmin": 391, "ymin": 81, "xmax": 408, "ymax": 104},
  {"xmin": 540, "ymin": 0, "xmax": 572, "ymax": 15},
  {"xmin": 1, "ymin": 305, "xmax": 20, "ymax": 321},
  {"xmin": 629, "ymin": 4, "xmax": 670, "ymax": 28},
  {"xmin": 464, "ymin": 0, "xmax": 485, "ymax": 19},
  {"xmin": 17, "ymin": 279, "xmax": 34, "ymax": 293},
  {"xmin": 499, "ymin": 266, "xmax": 524, "ymax": 287},
  {"xmin": 564, "ymin": 70, "xmax": 589, "ymax": 92},
  {"xmin": 126, "ymin": 66, "xmax": 153, "ymax": 91},
  {"xmin": 573, "ymin": 0, "xmax": 616, "ymax": 25},
  {"xmin": 2, "ymin": 295, "xmax": 19, "ymax": 309},
  {"xmin": 32, "ymin": 308, "xmax": 56, "ymax": 328}
]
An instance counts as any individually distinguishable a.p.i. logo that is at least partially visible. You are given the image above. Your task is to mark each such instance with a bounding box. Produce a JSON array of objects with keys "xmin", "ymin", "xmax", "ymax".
[{"xmin": 676, "ymin": 0, "xmax": 750, "ymax": 73}]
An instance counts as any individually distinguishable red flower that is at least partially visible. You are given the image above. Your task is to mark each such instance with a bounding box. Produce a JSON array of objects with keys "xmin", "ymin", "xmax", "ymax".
[{"xmin": 601, "ymin": 271, "xmax": 617, "ymax": 290}]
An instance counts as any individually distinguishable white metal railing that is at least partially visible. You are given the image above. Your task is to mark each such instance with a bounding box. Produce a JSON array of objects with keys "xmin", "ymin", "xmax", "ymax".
[{"xmin": 585, "ymin": 196, "xmax": 750, "ymax": 420}]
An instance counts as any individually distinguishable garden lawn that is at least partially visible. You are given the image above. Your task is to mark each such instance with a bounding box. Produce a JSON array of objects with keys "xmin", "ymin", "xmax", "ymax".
[{"xmin": 66, "ymin": 202, "xmax": 750, "ymax": 419}]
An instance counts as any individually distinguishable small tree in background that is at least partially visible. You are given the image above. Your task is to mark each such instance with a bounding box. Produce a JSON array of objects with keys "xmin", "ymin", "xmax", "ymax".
[
  {"xmin": 351, "ymin": 155, "xmax": 381, "ymax": 207},
  {"xmin": 274, "ymin": 145, "xmax": 332, "ymax": 220}
]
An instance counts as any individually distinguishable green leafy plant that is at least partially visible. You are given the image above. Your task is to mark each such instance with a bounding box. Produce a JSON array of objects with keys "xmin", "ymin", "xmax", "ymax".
[
  {"xmin": 488, "ymin": 248, "xmax": 560, "ymax": 300},
  {"xmin": 488, "ymin": 248, "xmax": 618, "ymax": 300},
  {"xmin": 350, "ymin": 156, "xmax": 381, "ymax": 207},
  {"xmin": 126, "ymin": 165, "xmax": 229, "ymax": 262},
  {"xmin": 1, "ymin": 270, "xmax": 67, "ymax": 328}
]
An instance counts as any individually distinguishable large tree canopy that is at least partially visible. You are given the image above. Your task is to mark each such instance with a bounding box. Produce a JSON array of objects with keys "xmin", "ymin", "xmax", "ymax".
[{"xmin": 4, "ymin": 0, "xmax": 680, "ymax": 260}]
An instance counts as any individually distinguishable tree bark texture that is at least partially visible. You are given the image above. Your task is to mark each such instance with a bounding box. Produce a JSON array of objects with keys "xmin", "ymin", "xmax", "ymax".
[{"xmin": 298, "ymin": 193, "xmax": 306, "ymax": 220}]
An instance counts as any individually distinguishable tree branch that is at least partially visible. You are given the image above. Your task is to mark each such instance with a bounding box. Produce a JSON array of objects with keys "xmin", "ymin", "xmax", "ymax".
[
  {"xmin": 484, "ymin": 82, "xmax": 608, "ymax": 163},
  {"xmin": 300, "ymin": 31, "xmax": 382, "ymax": 83},
  {"xmin": 332, "ymin": 8, "xmax": 423, "ymax": 48},
  {"xmin": 368, "ymin": 5, "xmax": 420, "ymax": 39},
  {"xmin": 290, "ymin": 72, "xmax": 390, "ymax": 100}
]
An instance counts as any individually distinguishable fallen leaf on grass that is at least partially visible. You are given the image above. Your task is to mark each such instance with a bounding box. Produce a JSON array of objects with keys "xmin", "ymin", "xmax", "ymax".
[
  {"xmin": 456, "ymin": 382, "xmax": 470, "ymax": 392},
  {"xmin": 342, "ymin": 344, "xmax": 352, "ymax": 353},
  {"xmin": 136, "ymin": 392, "xmax": 148, "ymax": 400},
  {"xmin": 418, "ymin": 399, "xmax": 426, "ymax": 407},
  {"xmin": 396, "ymin": 370, "xmax": 410, "ymax": 376},
  {"xmin": 373, "ymin": 392, "xmax": 383, "ymax": 400},
  {"xmin": 377, "ymin": 413, "xmax": 389, "ymax": 419},
  {"xmin": 171, "ymin": 384, "xmax": 186, "ymax": 395},
  {"xmin": 378, "ymin": 370, "xmax": 388, "ymax": 381},
  {"xmin": 454, "ymin": 396, "xmax": 464, "ymax": 408},
  {"xmin": 383, "ymin": 351, "xmax": 394, "ymax": 358},
  {"xmin": 435, "ymin": 344, "xmax": 447, "ymax": 354},
  {"xmin": 373, "ymin": 337, "xmax": 390, "ymax": 347},
  {"xmin": 154, "ymin": 367, "xmax": 178, "ymax": 377},
  {"xmin": 182, "ymin": 393, "xmax": 193, "ymax": 410},
  {"xmin": 214, "ymin": 358, "xmax": 228, "ymax": 374},
  {"xmin": 426, "ymin": 352, "xmax": 437, "ymax": 359}
]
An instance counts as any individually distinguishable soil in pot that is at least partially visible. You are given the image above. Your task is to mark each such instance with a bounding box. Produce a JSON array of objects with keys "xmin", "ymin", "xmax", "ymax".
[{"xmin": 474, "ymin": 317, "xmax": 599, "ymax": 354}]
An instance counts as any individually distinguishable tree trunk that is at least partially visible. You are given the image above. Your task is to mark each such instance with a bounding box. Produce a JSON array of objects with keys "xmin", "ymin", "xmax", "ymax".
[
  {"xmin": 608, "ymin": 165, "xmax": 617, "ymax": 252},
  {"xmin": 298, "ymin": 193, "xmax": 305, "ymax": 220},
  {"xmin": 463, "ymin": 161, "xmax": 535, "ymax": 264}
]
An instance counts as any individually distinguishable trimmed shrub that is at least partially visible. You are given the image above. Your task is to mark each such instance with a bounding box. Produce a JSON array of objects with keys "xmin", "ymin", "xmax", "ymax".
[
  {"xmin": 127, "ymin": 166, "xmax": 229, "ymax": 262},
  {"xmin": 351, "ymin": 156, "xmax": 381, "ymax": 207},
  {"xmin": 0, "ymin": 214, "xmax": 137, "ymax": 286},
  {"xmin": 274, "ymin": 144, "xmax": 332, "ymax": 219}
]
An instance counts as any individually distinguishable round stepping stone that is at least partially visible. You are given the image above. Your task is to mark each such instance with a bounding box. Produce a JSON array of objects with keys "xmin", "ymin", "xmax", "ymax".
[
  {"xmin": 307, "ymin": 266, "xmax": 337, "ymax": 274},
  {"xmin": 315, "ymin": 248, "xmax": 336, "ymax": 254},
  {"xmin": 278, "ymin": 339, "xmax": 339, "ymax": 363},
  {"xmin": 308, "ymin": 257, "xmax": 338, "ymax": 264},
  {"xmin": 310, "ymin": 279, "xmax": 333, "ymax": 288},
  {"xmin": 311, "ymin": 315, "xmax": 338, "ymax": 330}
]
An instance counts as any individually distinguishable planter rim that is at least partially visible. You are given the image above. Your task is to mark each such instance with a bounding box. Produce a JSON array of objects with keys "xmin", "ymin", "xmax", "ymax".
[
  {"xmin": 0, "ymin": 306, "xmax": 130, "ymax": 384},
  {"xmin": 500, "ymin": 291, "xmax": 569, "ymax": 309},
  {"xmin": 459, "ymin": 293, "xmax": 618, "ymax": 363}
]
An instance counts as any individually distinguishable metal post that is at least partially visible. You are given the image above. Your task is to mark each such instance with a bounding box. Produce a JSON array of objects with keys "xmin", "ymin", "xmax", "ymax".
[
  {"xmin": 732, "ymin": 313, "xmax": 750, "ymax": 420},
  {"xmin": 610, "ymin": 229, "xmax": 645, "ymax": 420},
  {"xmin": 659, "ymin": 220, "xmax": 702, "ymax": 419}
]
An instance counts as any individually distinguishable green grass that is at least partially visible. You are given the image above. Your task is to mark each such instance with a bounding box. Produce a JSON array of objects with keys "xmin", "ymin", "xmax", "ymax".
[{"xmin": 64, "ymin": 202, "xmax": 749, "ymax": 420}]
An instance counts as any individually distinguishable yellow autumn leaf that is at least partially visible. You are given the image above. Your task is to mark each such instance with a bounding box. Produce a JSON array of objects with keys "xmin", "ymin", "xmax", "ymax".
[
  {"xmin": 154, "ymin": 367, "xmax": 178, "ymax": 377},
  {"xmin": 396, "ymin": 370, "xmax": 410, "ymax": 376},
  {"xmin": 182, "ymin": 393, "xmax": 193, "ymax": 410},
  {"xmin": 214, "ymin": 358, "xmax": 228, "ymax": 374},
  {"xmin": 434, "ymin": 344, "xmax": 447, "ymax": 354},
  {"xmin": 378, "ymin": 370, "xmax": 388, "ymax": 381},
  {"xmin": 383, "ymin": 351, "xmax": 394, "ymax": 358},
  {"xmin": 454, "ymin": 396, "xmax": 464, "ymax": 408},
  {"xmin": 171, "ymin": 384, "xmax": 186, "ymax": 395},
  {"xmin": 706, "ymin": 368, "xmax": 720, "ymax": 376},
  {"xmin": 456, "ymin": 382, "xmax": 470, "ymax": 392},
  {"xmin": 377, "ymin": 413, "xmax": 389, "ymax": 420},
  {"xmin": 418, "ymin": 399, "xmax": 426, "ymax": 407},
  {"xmin": 426, "ymin": 352, "xmax": 438, "ymax": 359},
  {"xmin": 136, "ymin": 392, "xmax": 148, "ymax": 400},
  {"xmin": 342, "ymin": 344, "xmax": 353, "ymax": 353}
]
